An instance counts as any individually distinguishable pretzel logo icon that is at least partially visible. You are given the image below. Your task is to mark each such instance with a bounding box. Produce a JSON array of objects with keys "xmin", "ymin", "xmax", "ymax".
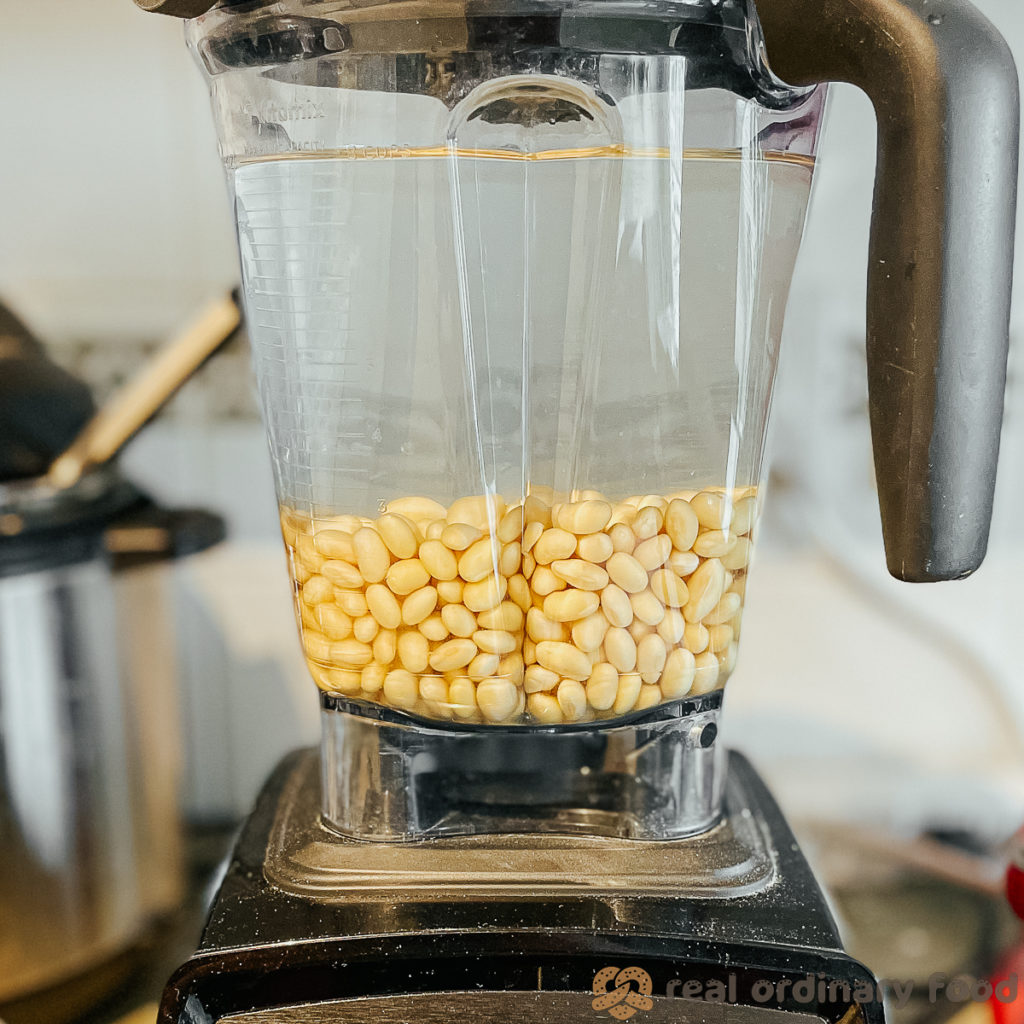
[{"xmin": 592, "ymin": 966, "xmax": 655, "ymax": 1019}]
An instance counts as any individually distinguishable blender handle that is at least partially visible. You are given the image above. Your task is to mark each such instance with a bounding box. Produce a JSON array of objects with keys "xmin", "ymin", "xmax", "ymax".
[{"xmin": 755, "ymin": 0, "xmax": 1019, "ymax": 582}]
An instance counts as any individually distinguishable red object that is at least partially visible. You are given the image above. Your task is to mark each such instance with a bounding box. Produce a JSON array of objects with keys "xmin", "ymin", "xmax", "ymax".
[
  {"xmin": 1007, "ymin": 831, "xmax": 1024, "ymax": 922},
  {"xmin": 993, "ymin": 833, "xmax": 1024, "ymax": 1024},
  {"xmin": 990, "ymin": 945, "xmax": 1024, "ymax": 1024},
  {"xmin": 1010, "ymin": 868, "xmax": 1024, "ymax": 924}
]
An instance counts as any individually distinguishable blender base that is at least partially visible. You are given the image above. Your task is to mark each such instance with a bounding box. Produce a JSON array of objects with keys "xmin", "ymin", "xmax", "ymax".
[{"xmin": 159, "ymin": 749, "xmax": 885, "ymax": 1024}]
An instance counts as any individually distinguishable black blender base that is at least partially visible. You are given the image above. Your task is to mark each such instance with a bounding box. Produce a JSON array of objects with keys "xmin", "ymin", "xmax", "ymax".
[{"xmin": 159, "ymin": 750, "xmax": 885, "ymax": 1024}]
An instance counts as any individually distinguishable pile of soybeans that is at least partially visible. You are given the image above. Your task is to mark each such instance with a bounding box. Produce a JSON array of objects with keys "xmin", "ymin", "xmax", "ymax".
[{"xmin": 281, "ymin": 489, "xmax": 754, "ymax": 725}]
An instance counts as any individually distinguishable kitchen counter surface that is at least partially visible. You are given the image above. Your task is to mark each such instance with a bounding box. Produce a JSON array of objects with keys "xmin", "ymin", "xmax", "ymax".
[{"xmin": 70, "ymin": 826, "xmax": 236, "ymax": 1024}]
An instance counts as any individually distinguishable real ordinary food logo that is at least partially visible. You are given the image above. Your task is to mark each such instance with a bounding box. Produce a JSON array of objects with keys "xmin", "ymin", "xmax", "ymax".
[
  {"xmin": 590, "ymin": 968, "xmax": 1021, "ymax": 1014},
  {"xmin": 592, "ymin": 967, "xmax": 655, "ymax": 1019}
]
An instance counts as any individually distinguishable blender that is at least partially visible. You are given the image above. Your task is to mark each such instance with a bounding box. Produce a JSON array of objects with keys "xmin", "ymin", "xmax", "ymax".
[{"xmin": 133, "ymin": 0, "xmax": 1018, "ymax": 1019}]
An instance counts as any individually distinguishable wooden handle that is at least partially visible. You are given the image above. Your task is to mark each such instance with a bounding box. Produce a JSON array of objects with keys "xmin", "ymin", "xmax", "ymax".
[{"xmin": 47, "ymin": 294, "xmax": 241, "ymax": 490}]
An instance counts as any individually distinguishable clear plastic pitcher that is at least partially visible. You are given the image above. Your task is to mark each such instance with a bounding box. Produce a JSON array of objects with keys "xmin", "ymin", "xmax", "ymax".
[
  {"xmin": 183, "ymin": 0, "xmax": 1017, "ymax": 838},
  {"xmin": 192, "ymin": 0, "xmax": 822, "ymax": 713}
]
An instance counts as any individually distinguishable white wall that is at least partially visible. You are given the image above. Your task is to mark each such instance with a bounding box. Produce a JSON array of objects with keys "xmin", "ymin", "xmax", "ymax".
[{"xmin": 0, "ymin": 2, "xmax": 238, "ymax": 343}]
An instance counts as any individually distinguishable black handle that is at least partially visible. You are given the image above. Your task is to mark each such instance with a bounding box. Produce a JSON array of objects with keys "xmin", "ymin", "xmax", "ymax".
[{"xmin": 755, "ymin": 0, "xmax": 1019, "ymax": 581}]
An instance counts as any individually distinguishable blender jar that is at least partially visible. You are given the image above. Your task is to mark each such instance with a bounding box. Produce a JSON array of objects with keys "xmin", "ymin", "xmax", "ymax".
[
  {"xmin": 181, "ymin": 0, "xmax": 1018, "ymax": 841},
  {"xmin": 187, "ymin": 0, "xmax": 825, "ymax": 839},
  {"xmin": 189, "ymin": 0, "xmax": 822, "ymax": 721}
]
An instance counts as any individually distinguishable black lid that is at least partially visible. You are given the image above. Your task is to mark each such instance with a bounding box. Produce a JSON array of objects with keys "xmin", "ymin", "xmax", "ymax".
[
  {"xmin": 0, "ymin": 299, "xmax": 96, "ymax": 483},
  {"xmin": 0, "ymin": 467, "xmax": 142, "ymax": 577},
  {"xmin": 0, "ymin": 468, "xmax": 228, "ymax": 578}
]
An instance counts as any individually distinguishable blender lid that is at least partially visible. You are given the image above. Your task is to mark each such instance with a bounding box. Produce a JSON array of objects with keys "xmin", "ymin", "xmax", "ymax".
[
  {"xmin": 0, "ymin": 466, "xmax": 226, "ymax": 578},
  {"xmin": 174, "ymin": 0, "xmax": 808, "ymax": 109},
  {"xmin": 0, "ymin": 465, "xmax": 137, "ymax": 534},
  {"xmin": 0, "ymin": 465, "xmax": 142, "ymax": 576},
  {"xmin": 135, "ymin": 0, "xmax": 753, "ymax": 16}
]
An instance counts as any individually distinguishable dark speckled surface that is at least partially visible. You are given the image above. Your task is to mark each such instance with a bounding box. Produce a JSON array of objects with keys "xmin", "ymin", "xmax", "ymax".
[{"xmin": 157, "ymin": 749, "xmax": 885, "ymax": 1024}]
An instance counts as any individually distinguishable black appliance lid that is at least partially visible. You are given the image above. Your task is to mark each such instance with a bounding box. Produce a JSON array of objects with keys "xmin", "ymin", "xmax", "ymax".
[{"xmin": 0, "ymin": 299, "xmax": 96, "ymax": 484}]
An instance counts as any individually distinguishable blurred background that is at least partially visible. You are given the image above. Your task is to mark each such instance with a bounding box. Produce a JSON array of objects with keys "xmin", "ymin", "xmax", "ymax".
[{"xmin": 1, "ymin": 1, "xmax": 1022, "ymax": 1021}]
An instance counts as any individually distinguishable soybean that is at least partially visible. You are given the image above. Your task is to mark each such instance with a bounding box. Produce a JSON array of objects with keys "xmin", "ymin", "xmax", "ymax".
[
  {"xmin": 572, "ymin": 611, "xmax": 609, "ymax": 653},
  {"xmin": 286, "ymin": 482, "xmax": 758, "ymax": 724},
  {"xmin": 577, "ymin": 532, "xmax": 614, "ymax": 564},
  {"xmin": 419, "ymin": 539, "xmax": 458, "ymax": 581},
  {"xmin": 477, "ymin": 678, "xmax": 519, "ymax": 722},
  {"xmin": 544, "ymin": 589, "xmax": 600, "ymax": 623},
  {"xmin": 387, "ymin": 496, "xmax": 447, "ymax": 523},
  {"xmin": 429, "ymin": 638, "xmax": 477, "ymax": 673},
  {"xmin": 398, "ymin": 631, "xmax": 430, "ymax": 673},
  {"xmin": 612, "ymin": 673, "xmax": 643, "ymax": 715},
  {"xmin": 586, "ymin": 663, "xmax": 619, "ymax": 711},
  {"xmin": 556, "ymin": 679, "xmax": 588, "ymax": 721},
  {"xmin": 366, "ymin": 584, "xmax": 402, "ymax": 630},
  {"xmin": 441, "ymin": 523, "xmax": 482, "ymax": 551},
  {"xmin": 600, "ymin": 585, "xmax": 634, "ymax": 628},
  {"xmin": 402, "ymin": 586, "xmax": 438, "ymax": 626},
  {"xmin": 377, "ymin": 514, "xmax": 419, "ymax": 559},
  {"xmin": 463, "ymin": 575, "xmax": 507, "ymax": 612},
  {"xmin": 606, "ymin": 552, "xmax": 648, "ymax": 594},
  {"xmin": 477, "ymin": 601, "xmax": 525, "ymax": 633},
  {"xmin": 311, "ymin": 528, "xmax": 352, "ymax": 560},
  {"xmin": 661, "ymin": 648, "xmax": 696, "ymax": 698},
  {"xmin": 536, "ymin": 641, "xmax": 592, "ymax": 682},
  {"xmin": 353, "ymin": 528, "xmax": 389, "ymax": 583},
  {"xmin": 384, "ymin": 669, "xmax": 419, "ymax": 710},
  {"xmin": 419, "ymin": 615, "xmax": 450, "ymax": 642},
  {"xmin": 528, "ymin": 691, "xmax": 563, "ymax": 724},
  {"xmin": 637, "ymin": 634, "xmax": 668, "ymax": 684},
  {"xmin": 534, "ymin": 529, "xmax": 577, "ymax": 565},
  {"xmin": 353, "ymin": 614, "xmax": 378, "ymax": 644},
  {"xmin": 525, "ymin": 665, "xmax": 560, "ymax": 693},
  {"xmin": 386, "ymin": 558, "xmax": 430, "ymax": 596},
  {"xmin": 550, "ymin": 559, "xmax": 608, "ymax": 591},
  {"xmin": 634, "ymin": 535, "xmax": 672, "ymax": 571},
  {"xmin": 605, "ymin": 627, "xmax": 638, "ymax": 673},
  {"xmin": 684, "ymin": 559, "xmax": 726, "ymax": 623}
]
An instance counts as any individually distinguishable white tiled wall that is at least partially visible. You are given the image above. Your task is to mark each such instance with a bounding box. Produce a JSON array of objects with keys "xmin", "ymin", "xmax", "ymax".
[{"xmin": 3, "ymin": 0, "xmax": 1022, "ymax": 823}]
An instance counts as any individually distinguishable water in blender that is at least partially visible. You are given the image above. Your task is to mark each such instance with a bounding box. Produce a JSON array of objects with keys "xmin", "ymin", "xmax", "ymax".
[{"xmin": 233, "ymin": 146, "xmax": 813, "ymax": 724}]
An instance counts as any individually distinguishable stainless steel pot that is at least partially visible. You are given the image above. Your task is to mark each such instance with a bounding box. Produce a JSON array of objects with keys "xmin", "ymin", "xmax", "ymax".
[
  {"xmin": 0, "ymin": 467, "xmax": 223, "ymax": 1018},
  {"xmin": 0, "ymin": 293, "xmax": 237, "ymax": 1017}
]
